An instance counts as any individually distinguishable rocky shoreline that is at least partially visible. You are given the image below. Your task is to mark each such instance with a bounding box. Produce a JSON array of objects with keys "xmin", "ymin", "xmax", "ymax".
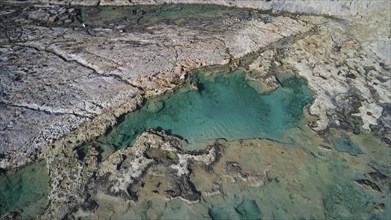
[
  {"xmin": 0, "ymin": 1, "xmax": 390, "ymax": 219},
  {"xmin": 1, "ymin": 1, "xmax": 311, "ymax": 170}
]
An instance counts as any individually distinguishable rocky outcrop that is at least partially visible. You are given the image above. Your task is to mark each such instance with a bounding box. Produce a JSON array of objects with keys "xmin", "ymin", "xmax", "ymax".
[
  {"xmin": 244, "ymin": 12, "xmax": 390, "ymax": 141},
  {"xmin": 96, "ymin": 131, "xmax": 219, "ymax": 203},
  {"xmin": 1, "ymin": 1, "xmax": 389, "ymax": 172},
  {"xmin": 40, "ymin": 130, "xmax": 221, "ymax": 218},
  {"xmin": 0, "ymin": 1, "xmax": 389, "ymax": 218},
  {"xmin": 37, "ymin": 128, "xmax": 278, "ymax": 219},
  {"xmin": 223, "ymin": 161, "xmax": 271, "ymax": 187},
  {"xmin": 0, "ymin": 2, "xmax": 318, "ymax": 170},
  {"xmin": 284, "ymin": 17, "xmax": 390, "ymax": 136},
  {"xmin": 0, "ymin": 44, "xmax": 140, "ymax": 169}
]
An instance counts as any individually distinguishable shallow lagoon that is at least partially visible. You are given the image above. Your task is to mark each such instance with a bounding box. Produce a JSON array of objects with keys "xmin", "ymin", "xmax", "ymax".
[{"xmin": 97, "ymin": 70, "xmax": 313, "ymax": 150}]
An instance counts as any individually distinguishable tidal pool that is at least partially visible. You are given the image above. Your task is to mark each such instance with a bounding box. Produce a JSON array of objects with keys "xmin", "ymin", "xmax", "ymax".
[
  {"xmin": 96, "ymin": 70, "xmax": 313, "ymax": 150},
  {"xmin": 0, "ymin": 160, "xmax": 49, "ymax": 218}
]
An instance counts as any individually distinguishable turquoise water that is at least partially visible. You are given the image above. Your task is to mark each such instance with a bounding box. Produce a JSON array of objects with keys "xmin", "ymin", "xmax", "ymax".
[
  {"xmin": 97, "ymin": 70, "xmax": 313, "ymax": 150},
  {"xmin": 0, "ymin": 160, "xmax": 49, "ymax": 218},
  {"xmin": 84, "ymin": 69, "xmax": 389, "ymax": 220}
]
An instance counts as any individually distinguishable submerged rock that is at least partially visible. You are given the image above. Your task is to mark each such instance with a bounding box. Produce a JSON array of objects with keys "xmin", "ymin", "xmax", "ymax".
[
  {"xmin": 209, "ymin": 207, "xmax": 230, "ymax": 220},
  {"xmin": 96, "ymin": 130, "xmax": 219, "ymax": 204},
  {"xmin": 332, "ymin": 133, "xmax": 362, "ymax": 156},
  {"xmin": 355, "ymin": 179, "xmax": 382, "ymax": 192},
  {"xmin": 323, "ymin": 180, "xmax": 374, "ymax": 219},
  {"xmin": 235, "ymin": 200, "xmax": 262, "ymax": 220}
]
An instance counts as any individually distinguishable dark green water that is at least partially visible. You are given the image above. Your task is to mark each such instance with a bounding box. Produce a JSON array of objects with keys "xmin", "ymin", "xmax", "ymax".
[
  {"xmin": 97, "ymin": 70, "xmax": 313, "ymax": 150},
  {"xmin": 0, "ymin": 160, "xmax": 49, "ymax": 218}
]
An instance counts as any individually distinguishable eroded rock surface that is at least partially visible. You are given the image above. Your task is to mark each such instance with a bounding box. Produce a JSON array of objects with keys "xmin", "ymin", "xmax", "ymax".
[
  {"xmin": 1, "ymin": 1, "xmax": 389, "ymax": 171},
  {"xmin": 40, "ymin": 130, "xmax": 222, "ymax": 218},
  {"xmin": 0, "ymin": 1, "xmax": 390, "ymax": 219},
  {"xmin": 0, "ymin": 2, "xmax": 320, "ymax": 169}
]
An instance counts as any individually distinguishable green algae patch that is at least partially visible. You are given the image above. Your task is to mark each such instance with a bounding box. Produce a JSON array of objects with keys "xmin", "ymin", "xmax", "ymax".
[
  {"xmin": 0, "ymin": 160, "xmax": 50, "ymax": 218},
  {"xmin": 97, "ymin": 70, "xmax": 313, "ymax": 150}
]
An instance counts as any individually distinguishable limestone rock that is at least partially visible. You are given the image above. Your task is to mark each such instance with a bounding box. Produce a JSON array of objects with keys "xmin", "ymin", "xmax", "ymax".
[{"xmin": 0, "ymin": 2, "xmax": 314, "ymax": 169}]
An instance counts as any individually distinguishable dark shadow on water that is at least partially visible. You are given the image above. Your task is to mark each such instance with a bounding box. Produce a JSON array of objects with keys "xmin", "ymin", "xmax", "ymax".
[{"xmin": 196, "ymin": 82, "xmax": 206, "ymax": 93}]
